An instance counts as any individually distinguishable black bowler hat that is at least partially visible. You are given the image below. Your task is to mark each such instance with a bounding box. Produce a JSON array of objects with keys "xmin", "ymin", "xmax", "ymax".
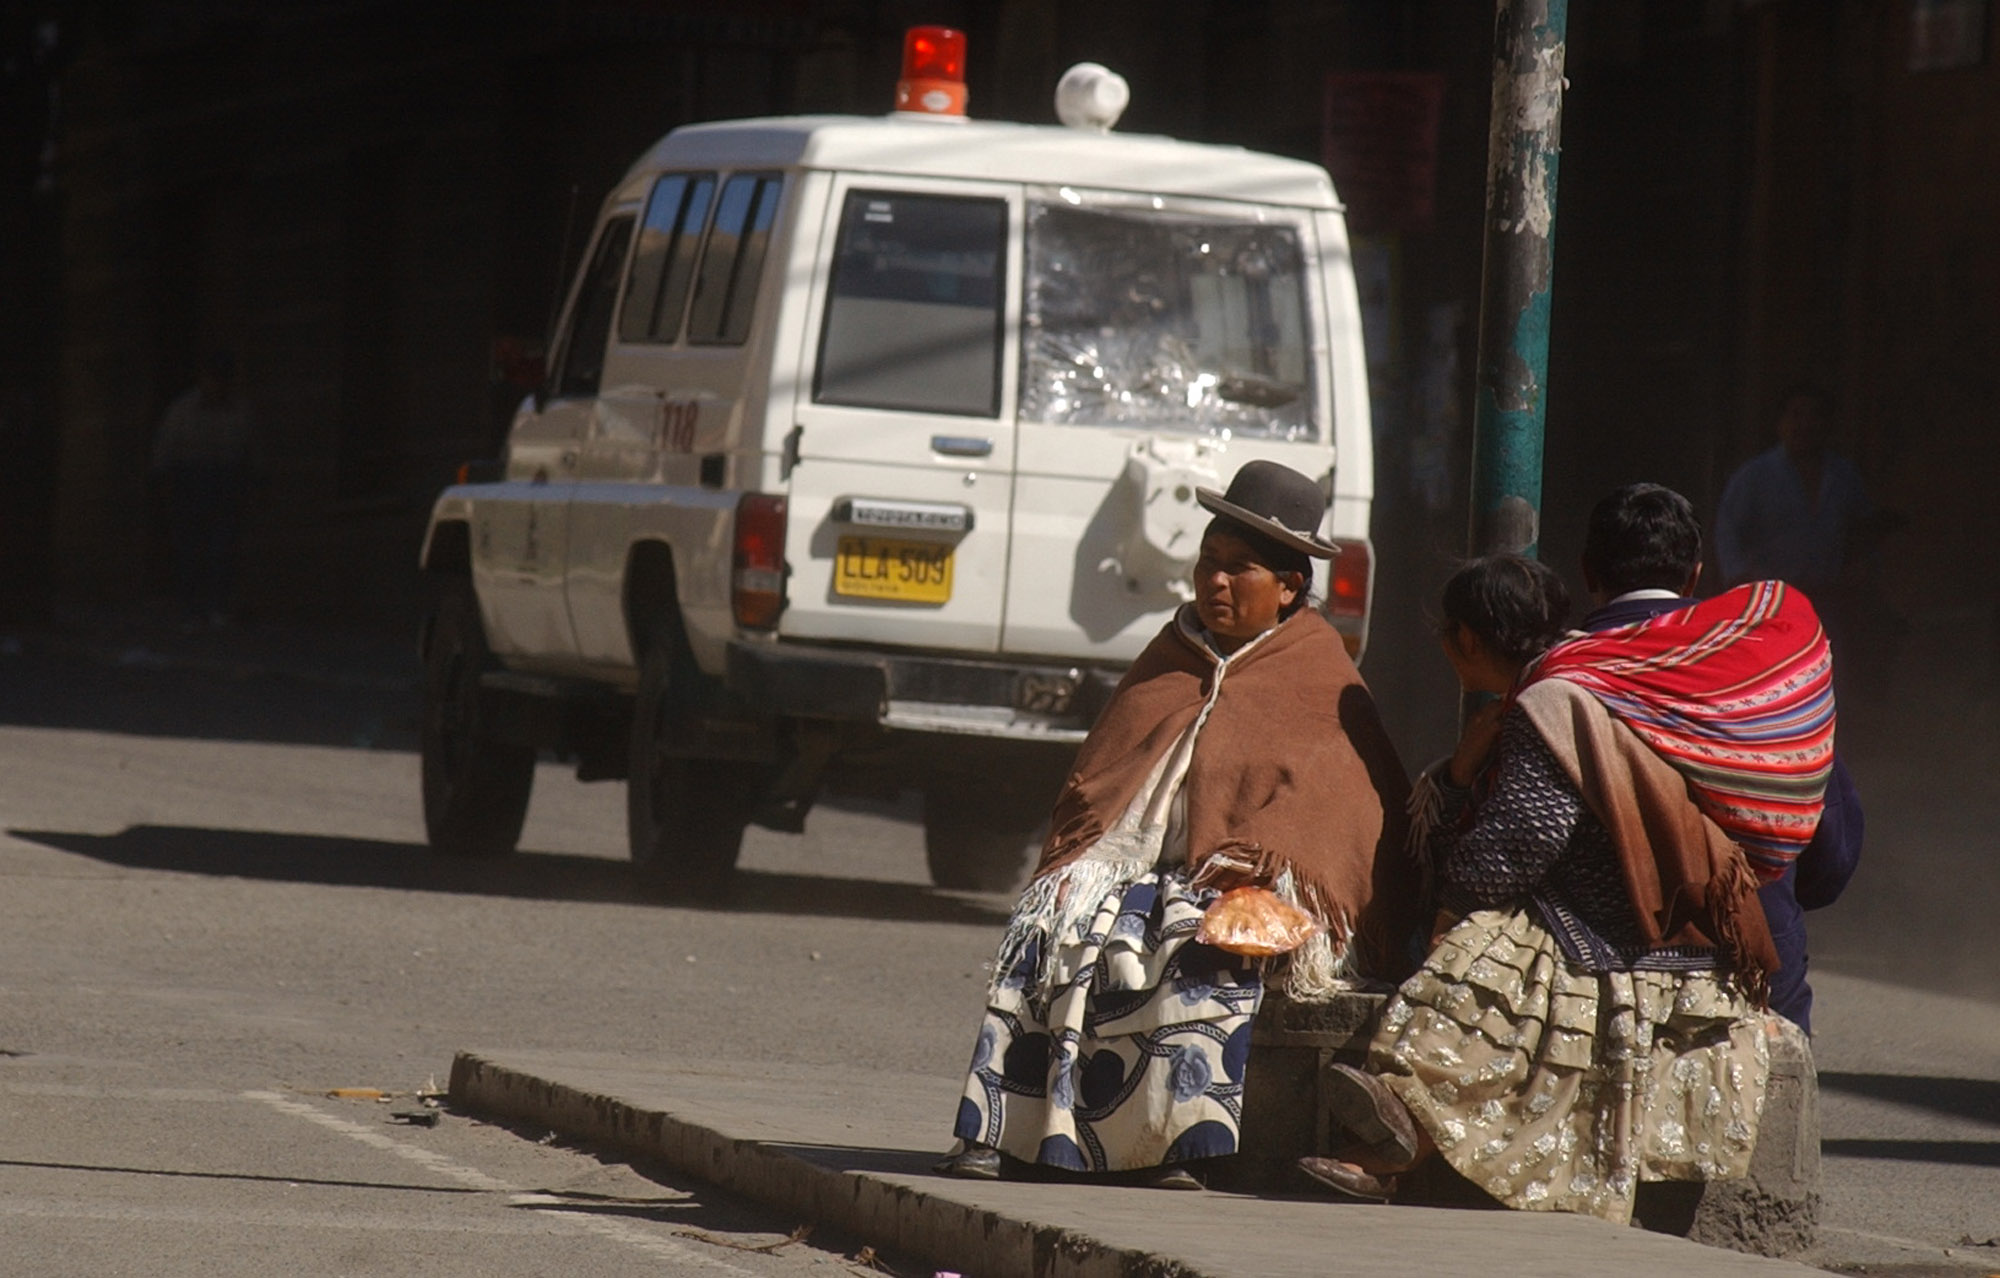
[{"xmin": 1195, "ymin": 460, "xmax": 1339, "ymax": 559}]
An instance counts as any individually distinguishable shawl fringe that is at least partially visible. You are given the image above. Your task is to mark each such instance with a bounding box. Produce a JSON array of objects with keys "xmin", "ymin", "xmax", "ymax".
[
  {"xmin": 1037, "ymin": 771, "xmax": 1109, "ymax": 881},
  {"xmin": 988, "ymin": 838, "xmax": 1154, "ymax": 1000},
  {"xmin": 1680, "ymin": 842, "xmax": 1774, "ymax": 1008},
  {"xmin": 993, "ymin": 843, "xmax": 1363, "ymax": 1003},
  {"xmin": 1404, "ymin": 767, "xmax": 1449, "ymax": 914}
]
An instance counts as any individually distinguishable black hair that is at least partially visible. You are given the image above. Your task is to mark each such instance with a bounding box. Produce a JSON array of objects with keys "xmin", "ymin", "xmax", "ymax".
[
  {"xmin": 1200, "ymin": 516, "xmax": 1314, "ymax": 619},
  {"xmin": 1580, "ymin": 482, "xmax": 1701, "ymax": 596},
  {"xmin": 1438, "ymin": 554, "xmax": 1570, "ymax": 666}
]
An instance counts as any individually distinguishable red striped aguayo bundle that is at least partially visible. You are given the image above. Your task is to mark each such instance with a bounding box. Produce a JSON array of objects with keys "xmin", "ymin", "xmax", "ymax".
[{"xmin": 1525, "ymin": 581, "xmax": 1834, "ymax": 880}]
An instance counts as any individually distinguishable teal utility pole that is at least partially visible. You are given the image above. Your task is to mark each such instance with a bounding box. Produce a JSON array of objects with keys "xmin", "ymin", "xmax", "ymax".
[{"xmin": 1468, "ymin": 0, "xmax": 1568, "ymax": 559}]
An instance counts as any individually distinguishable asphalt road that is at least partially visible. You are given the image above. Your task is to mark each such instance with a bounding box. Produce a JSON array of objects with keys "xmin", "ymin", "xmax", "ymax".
[
  {"xmin": 0, "ymin": 620, "xmax": 1995, "ymax": 1275},
  {"xmin": 0, "ymin": 636, "xmax": 1005, "ymax": 1275}
]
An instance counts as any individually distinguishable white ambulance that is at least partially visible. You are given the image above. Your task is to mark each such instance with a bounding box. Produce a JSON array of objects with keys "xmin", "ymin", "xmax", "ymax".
[{"xmin": 418, "ymin": 31, "xmax": 1377, "ymax": 893}]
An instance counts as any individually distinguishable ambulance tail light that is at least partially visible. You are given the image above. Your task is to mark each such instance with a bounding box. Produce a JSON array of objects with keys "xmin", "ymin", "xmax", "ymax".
[
  {"xmin": 895, "ymin": 26, "xmax": 968, "ymax": 117},
  {"xmin": 1322, "ymin": 538, "xmax": 1373, "ymax": 660},
  {"xmin": 454, "ymin": 458, "xmax": 503, "ymax": 485},
  {"xmin": 733, "ymin": 493, "xmax": 788, "ymax": 630}
]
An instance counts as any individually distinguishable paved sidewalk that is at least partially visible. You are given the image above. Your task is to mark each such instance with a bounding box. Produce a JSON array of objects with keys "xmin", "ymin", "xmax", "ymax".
[{"xmin": 448, "ymin": 1050, "xmax": 1823, "ymax": 1278}]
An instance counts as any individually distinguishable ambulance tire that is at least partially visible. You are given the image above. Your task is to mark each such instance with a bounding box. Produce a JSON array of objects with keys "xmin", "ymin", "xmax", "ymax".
[
  {"xmin": 420, "ymin": 580, "xmax": 535, "ymax": 858},
  {"xmin": 627, "ymin": 642, "xmax": 758, "ymax": 895},
  {"xmin": 922, "ymin": 781, "xmax": 1045, "ymax": 894}
]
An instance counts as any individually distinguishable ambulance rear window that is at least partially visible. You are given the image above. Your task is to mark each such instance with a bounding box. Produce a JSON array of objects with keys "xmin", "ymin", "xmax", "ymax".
[
  {"xmin": 814, "ymin": 191, "xmax": 1005, "ymax": 418},
  {"xmin": 1021, "ymin": 199, "xmax": 1317, "ymax": 441}
]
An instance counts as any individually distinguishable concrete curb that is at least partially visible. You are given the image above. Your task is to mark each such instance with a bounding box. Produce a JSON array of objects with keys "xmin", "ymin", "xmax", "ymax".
[
  {"xmin": 447, "ymin": 1051, "xmax": 1829, "ymax": 1278},
  {"xmin": 448, "ymin": 1050, "xmax": 1209, "ymax": 1277}
]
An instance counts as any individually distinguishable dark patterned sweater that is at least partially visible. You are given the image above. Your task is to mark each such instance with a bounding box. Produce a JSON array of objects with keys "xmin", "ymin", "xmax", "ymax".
[{"xmin": 1429, "ymin": 708, "xmax": 1718, "ymax": 973}]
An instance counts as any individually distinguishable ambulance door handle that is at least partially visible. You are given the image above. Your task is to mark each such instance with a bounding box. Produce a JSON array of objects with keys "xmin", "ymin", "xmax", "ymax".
[
  {"xmin": 931, "ymin": 435, "xmax": 993, "ymax": 458},
  {"xmin": 782, "ymin": 425, "xmax": 803, "ymax": 479}
]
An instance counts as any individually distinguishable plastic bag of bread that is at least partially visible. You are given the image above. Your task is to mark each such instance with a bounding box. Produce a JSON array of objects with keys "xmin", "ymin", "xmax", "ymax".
[{"xmin": 1196, "ymin": 885, "xmax": 1321, "ymax": 957}]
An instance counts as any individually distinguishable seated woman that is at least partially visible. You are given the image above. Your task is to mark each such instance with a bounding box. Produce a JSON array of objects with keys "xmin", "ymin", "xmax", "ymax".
[
  {"xmin": 1300, "ymin": 555, "xmax": 1787, "ymax": 1223},
  {"xmin": 937, "ymin": 461, "xmax": 1418, "ymax": 1190}
]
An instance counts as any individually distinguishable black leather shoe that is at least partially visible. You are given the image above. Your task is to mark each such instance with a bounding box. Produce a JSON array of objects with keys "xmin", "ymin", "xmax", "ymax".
[
  {"xmin": 1141, "ymin": 1165, "xmax": 1204, "ymax": 1191},
  {"xmin": 1297, "ymin": 1156, "xmax": 1398, "ymax": 1203},
  {"xmin": 933, "ymin": 1145, "xmax": 1002, "ymax": 1180},
  {"xmin": 1323, "ymin": 1063, "xmax": 1420, "ymax": 1171}
]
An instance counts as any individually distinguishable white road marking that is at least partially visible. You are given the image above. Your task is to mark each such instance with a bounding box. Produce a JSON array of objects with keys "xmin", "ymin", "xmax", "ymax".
[
  {"xmin": 242, "ymin": 1090, "xmax": 766, "ymax": 1273},
  {"xmin": 0, "ymin": 1082, "xmax": 240, "ymax": 1102},
  {"xmin": 243, "ymin": 1091, "xmax": 514, "ymax": 1191},
  {"xmin": 0, "ymin": 1196, "xmax": 560, "ymax": 1232}
]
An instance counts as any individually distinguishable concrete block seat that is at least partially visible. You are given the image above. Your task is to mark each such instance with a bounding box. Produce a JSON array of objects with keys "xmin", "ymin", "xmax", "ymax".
[{"xmin": 1232, "ymin": 989, "xmax": 1821, "ymax": 1258}]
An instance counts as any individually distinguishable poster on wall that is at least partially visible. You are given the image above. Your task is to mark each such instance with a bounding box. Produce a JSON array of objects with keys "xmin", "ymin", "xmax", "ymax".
[{"xmin": 1322, "ymin": 72, "xmax": 1446, "ymax": 236}]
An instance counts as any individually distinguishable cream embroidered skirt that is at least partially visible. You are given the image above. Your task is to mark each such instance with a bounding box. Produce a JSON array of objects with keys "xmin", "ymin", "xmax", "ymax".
[{"xmin": 1371, "ymin": 908, "xmax": 1774, "ymax": 1223}]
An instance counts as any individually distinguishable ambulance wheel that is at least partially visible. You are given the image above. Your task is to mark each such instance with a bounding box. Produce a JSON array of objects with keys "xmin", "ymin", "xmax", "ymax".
[
  {"xmin": 420, "ymin": 580, "xmax": 535, "ymax": 858},
  {"xmin": 627, "ymin": 643, "xmax": 760, "ymax": 894},
  {"xmin": 923, "ymin": 781, "xmax": 1046, "ymax": 894}
]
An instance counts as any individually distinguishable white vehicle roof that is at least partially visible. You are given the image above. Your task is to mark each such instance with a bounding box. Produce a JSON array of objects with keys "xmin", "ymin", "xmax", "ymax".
[{"xmin": 625, "ymin": 115, "xmax": 1342, "ymax": 210}]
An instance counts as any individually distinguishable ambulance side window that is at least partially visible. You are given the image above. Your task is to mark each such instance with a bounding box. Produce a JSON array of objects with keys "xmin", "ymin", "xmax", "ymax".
[
  {"xmin": 620, "ymin": 173, "xmax": 716, "ymax": 345},
  {"xmin": 688, "ymin": 173, "xmax": 783, "ymax": 345},
  {"xmin": 813, "ymin": 191, "xmax": 1005, "ymax": 417},
  {"xmin": 554, "ymin": 214, "xmax": 636, "ymax": 399}
]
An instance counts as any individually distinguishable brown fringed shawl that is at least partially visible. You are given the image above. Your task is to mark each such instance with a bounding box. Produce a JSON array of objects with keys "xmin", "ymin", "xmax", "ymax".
[
  {"xmin": 1036, "ymin": 606, "xmax": 1419, "ymax": 978},
  {"xmin": 1516, "ymin": 679, "xmax": 1780, "ymax": 1000}
]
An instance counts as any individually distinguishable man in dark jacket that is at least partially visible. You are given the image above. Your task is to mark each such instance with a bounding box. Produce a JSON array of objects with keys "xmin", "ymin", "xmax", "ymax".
[{"xmin": 1579, "ymin": 482, "xmax": 1861, "ymax": 1033}]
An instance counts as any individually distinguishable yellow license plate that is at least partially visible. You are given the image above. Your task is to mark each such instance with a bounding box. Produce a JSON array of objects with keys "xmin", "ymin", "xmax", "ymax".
[{"xmin": 834, "ymin": 536, "xmax": 954, "ymax": 604}]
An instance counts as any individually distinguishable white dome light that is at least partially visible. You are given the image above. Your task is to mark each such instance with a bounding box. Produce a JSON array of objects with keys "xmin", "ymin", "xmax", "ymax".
[{"xmin": 1055, "ymin": 63, "xmax": 1129, "ymax": 133}]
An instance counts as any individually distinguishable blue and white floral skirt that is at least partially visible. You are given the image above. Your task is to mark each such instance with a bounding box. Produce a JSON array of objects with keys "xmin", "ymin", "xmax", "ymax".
[{"xmin": 951, "ymin": 868, "xmax": 1263, "ymax": 1173}]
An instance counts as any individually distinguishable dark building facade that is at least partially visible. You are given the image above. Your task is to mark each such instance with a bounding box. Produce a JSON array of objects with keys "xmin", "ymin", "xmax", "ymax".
[{"xmin": 8, "ymin": 0, "xmax": 1996, "ymax": 743}]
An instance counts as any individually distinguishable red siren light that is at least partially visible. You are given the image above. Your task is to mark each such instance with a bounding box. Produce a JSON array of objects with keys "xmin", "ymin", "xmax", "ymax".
[{"xmin": 895, "ymin": 26, "xmax": 968, "ymax": 117}]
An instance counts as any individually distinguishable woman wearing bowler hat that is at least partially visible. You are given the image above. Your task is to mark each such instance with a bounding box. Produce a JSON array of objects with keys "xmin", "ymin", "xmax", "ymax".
[{"xmin": 936, "ymin": 460, "xmax": 1418, "ymax": 1189}]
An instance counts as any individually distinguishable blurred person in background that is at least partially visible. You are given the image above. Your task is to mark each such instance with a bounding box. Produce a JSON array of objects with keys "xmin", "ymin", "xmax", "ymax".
[
  {"xmin": 151, "ymin": 350, "xmax": 252, "ymax": 628},
  {"xmin": 1715, "ymin": 384, "xmax": 1904, "ymax": 697}
]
